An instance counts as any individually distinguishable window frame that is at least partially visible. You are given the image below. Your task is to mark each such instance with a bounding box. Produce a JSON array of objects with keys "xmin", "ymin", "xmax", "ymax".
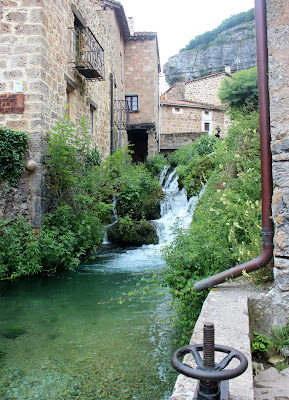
[{"xmin": 125, "ymin": 95, "xmax": 139, "ymax": 112}]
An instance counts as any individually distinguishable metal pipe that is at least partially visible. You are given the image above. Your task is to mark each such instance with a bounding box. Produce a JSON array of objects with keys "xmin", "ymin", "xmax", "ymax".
[
  {"xmin": 110, "ymin": 72, "xmax": 114, "ymax": 155},
  {"xmin": 194, "ymin": 0, "xmax": 273, "ymax": 292}
]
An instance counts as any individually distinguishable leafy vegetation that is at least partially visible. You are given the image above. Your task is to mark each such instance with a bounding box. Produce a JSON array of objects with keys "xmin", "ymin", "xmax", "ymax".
[
  {"xmin": 107, "ymin": 216, "xmax": 158, "ymax": 246},
  {"xmin": 251, "ymin": 331, "xmax": 272, "ymax": 358},
  {"xmin": 0, "ymin": 127, "xmax": 28, "ymax": 186},
  {"xmin": 271, "ymin": 321, "xmax": 289, "ymax": 359},
  {"xmin": 180, "ymin": 9, "xmax": 254, "ymax": 52},
  {"xmin": 168, "ymin": 135, "xmax": 218, "ymax": 197},
  {"xmin": 162, "ymin": 111, "xmax": 262, "ymax": 342},
  {"xmin": 0, "ymin": 116, "xmax": 163, "ymax": 279},
  {"xmin": 219, "ymin": 67, "xmax": 259, "ymax": 112}
]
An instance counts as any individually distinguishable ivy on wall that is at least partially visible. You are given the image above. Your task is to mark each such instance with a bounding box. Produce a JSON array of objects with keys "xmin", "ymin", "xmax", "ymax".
[{"xmin": 0, "ymin": 127, "xmax": 28, "ymax": 186}]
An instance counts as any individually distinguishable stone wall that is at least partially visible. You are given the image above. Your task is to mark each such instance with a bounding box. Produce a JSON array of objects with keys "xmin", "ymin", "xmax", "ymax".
[
  {"xmin": 184, "ymin": 72, "xmax": 227, "ymax": 106},
  {"xmin": 124, "ymin": 35, "xmax": 160, "ymax": 157},
  {"xmin": 0, "ymin": 0, "xmax": 130, "ymax": 225},
  {"xmin": 160, "ymin": 132, "xmax": 203, "ymax": 151},
  {"xmin": 267, "ymin": 0, "xmax": 289, "ymax": 322},
  {"xmin": 165, "ymin": 82, "xmax": 185, "ymax": 101},
  {"xmin": 161, "ymin": 104, "xmax": 225, "ymax": 137}
]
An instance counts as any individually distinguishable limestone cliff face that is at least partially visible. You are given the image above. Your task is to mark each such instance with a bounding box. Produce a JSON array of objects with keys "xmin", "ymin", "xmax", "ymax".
[{"xmin": 163, "ymin": 21, "xmax": 256, "ymax": 84}]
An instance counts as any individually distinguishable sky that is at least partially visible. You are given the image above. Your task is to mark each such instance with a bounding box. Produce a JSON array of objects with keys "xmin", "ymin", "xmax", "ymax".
[{"xmin": 119, "ymin": 0, "xmax": 255, "ymax": 68}]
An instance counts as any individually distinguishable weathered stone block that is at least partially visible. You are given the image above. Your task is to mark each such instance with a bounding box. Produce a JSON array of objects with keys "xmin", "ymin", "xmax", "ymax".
[
  {"xmin": 273, "ymin": 161, "xmax": 289, "ymax": 188},
  {"xmin": 7, "ymin": 11, "xmax": 28, "ymax": 23},
  {"xmin": 274, "ymin": 261, "xmax": 289, "ymax": 292}
]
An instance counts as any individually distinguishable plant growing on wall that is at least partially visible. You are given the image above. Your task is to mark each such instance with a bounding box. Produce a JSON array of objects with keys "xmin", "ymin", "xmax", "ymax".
[{"xmin": 0, "ymin": 127, "xmax": 28, "ymax": 186}]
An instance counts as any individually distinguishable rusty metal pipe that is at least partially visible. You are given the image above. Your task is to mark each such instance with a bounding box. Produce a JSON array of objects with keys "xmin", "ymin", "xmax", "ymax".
[{"xmin": 194, "ymin": 0, "xmax": 273, "ymax": 292}]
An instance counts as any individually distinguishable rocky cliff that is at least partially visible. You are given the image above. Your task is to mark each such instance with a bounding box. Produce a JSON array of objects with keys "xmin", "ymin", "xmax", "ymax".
[{"xmin": 163, "ymin": 21, "xmax": 256, "ymax": 85}]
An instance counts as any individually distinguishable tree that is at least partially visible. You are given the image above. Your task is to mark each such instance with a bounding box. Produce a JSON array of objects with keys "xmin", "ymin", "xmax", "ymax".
[{"xmin": 218, "ymin": 67, "xmax": 259, "ymax": 112}]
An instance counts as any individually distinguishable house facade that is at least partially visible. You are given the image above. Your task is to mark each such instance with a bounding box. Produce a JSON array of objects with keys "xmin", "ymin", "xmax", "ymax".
[
  {"xmin": 0, "ymin": 0, "xmax": 160, "ymax": 225},
  {"xmin": 160, "ymin": 72, "xmax": 229, "ymax": 153}
]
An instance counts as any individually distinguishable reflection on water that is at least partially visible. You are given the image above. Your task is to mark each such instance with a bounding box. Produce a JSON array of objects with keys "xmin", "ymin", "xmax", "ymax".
[
  {"xmin": 0, "ymin": 244, "xmax": 177, "ymax": 400},
  {"xmin": 0, "ymin": 168, "xmax": 200, "ymax": 399}
]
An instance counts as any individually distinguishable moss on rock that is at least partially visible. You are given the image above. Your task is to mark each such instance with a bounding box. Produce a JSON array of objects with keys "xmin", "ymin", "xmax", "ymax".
[{"xmin": 107, "ymin": 216, "xmax": 159, "ymax": 246}]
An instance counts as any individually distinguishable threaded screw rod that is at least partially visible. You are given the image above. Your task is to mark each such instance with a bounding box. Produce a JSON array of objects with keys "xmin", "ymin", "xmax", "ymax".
[{"xmin": 203, "ymin": 322, "xmax": 215, "ymax": 369}]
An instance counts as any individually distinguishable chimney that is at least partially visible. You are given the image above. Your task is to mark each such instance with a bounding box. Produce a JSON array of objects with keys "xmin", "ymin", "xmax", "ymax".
[
  {"xmin": 127, "ymin": 17, "xmax": 134, "ymax": 36},
  {"xmin": 225, "ymin": 65, "xmax": 231, "ymax": 75}
]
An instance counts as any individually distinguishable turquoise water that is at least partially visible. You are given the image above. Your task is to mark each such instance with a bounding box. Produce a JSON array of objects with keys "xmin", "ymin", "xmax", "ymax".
[{"xmin": 0, "ymin": 244, "xmax": 177, "ymax": 400}]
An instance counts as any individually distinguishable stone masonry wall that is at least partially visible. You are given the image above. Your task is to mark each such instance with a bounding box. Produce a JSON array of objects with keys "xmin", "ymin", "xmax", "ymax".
[
  {"xmin": 124, "ymin": 36, "xmax": 159, "ymax": 157},
  {"xmin": 267, "ymin": 0, "xmax": 289, "ymax": 313},
  {"xmin": 184, "ymin": 72, "xmax": 227, "ymax": 106},
  {"xmin": 0, "ymin": 0, "xmax": 124, "ymax": 225},
  {"xmin": 161, "ymin": 105, "xmax": 225, "ymax": 136},
  {"xmin": 94, "ymin": 0, "xmax": 127, "ymax": 149},
  {"xmin": 160, "ymin": 132, "xmax": 203, "ymax": 151},
  {"xmin": 165, "ymin": 82, "xmax": 185, "ymax": 101}
]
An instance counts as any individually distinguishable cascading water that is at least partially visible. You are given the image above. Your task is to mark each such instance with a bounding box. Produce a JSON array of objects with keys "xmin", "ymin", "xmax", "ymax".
[
  {"xmin": 0, "ymin": 166, "xmax": 204, "ymax": 400},
  {"xmin": 154, "ymin": 166, "xmax": 201, "ymax": 245}
]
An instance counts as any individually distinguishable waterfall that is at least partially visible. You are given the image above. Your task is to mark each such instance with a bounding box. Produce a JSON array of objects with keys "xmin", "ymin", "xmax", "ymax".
[
  {"xmin": 102, "ymin": 196, "xmax": 118, "ymax": 244},
  {"xmin": 153, "ymin": 167, "xmax": 202, "ymax": 245},
  {"xmin": 103, "ymin": 167, "xmax": 203, "ymax": 247}
]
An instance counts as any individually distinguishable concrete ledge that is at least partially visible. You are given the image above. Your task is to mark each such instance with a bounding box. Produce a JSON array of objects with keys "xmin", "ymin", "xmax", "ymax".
[{"xmin": 170, "ymin": 281, "xmax": 254, "ymax": 400}]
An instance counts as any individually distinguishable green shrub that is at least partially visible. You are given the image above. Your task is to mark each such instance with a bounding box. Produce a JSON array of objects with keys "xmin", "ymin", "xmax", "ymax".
[
  {"xmin": 162, "ymin": 111, "xmax": 261, "ymax": 342},
  {"xmin": 0, "ymin": 216, "xmax": 42, "ymax": 279},
  {"xmin": 168, "ymin": 135, "xmax": 218, "ymax": 197},
  {"xmin": 145, "ymin": 154, "xmax": 167, "ymax": 177},
  {"xmin": 46, "ymin": 115, "xmax": 92, "ymax": 200},
  {"xmin": 107, "ymin": 216, "xmax": 158, "ymax": 246},
  {"xmin": 180, "ymin": 9, "xmax": 254, "ymax": 52},
  {"xmin": 271, "ymin": 322, "xmax": 289, "ymax": 359},
  {"xmin": 251, "ymin": 331, "xmax": 272, "ymax": 358},
  {"xmin": 0, "ymin": 127, "xmax": 28, "ymax": 186},
  {"xmin": 218, "ymin": 67, "xmax": 258, "ymax": 112}
]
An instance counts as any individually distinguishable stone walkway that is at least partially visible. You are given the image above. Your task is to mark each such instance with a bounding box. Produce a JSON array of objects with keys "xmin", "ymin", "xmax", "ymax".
[{"xmin": 254, "ymin": 367, "xmax": 289, "ymax": 400}]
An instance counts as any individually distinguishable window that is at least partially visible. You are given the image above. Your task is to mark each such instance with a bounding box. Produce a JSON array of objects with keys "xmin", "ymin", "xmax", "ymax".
[
  {"xmin": 204, "ymin": 122, "xmax": 210, "ymax": 132},
  {"xmin": 172, "ymin": 107, "xmax": 183, "ymax": 114},
  {"xmin": 204, "ymin": 110, "xmax": 209, "ymax": 115},
  {"xmin": 125, "ymin": 95, "xmax": 138, "ymax": 112}
]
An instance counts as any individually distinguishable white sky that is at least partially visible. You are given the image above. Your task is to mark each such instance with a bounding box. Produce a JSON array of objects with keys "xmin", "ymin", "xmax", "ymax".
[{"xmin": 120, "ymin": 0, "xmax": 255, "ymax": 68}]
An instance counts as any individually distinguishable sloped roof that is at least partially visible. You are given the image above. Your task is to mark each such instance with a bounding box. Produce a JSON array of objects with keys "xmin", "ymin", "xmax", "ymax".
[
  {"xmin": 160, "ymin": 98, "xmax": 225, "ymax": 110},
  {"xmin": 132, "ymin": 32, "xmax": 157, "ymax": 38},
  {"xmin": 185, "ymin": 71, "xmax": 227, "ymax": 85},
  {"xmin": 103, "ymin": 0, "xmax": 131, "ymax": 39}
]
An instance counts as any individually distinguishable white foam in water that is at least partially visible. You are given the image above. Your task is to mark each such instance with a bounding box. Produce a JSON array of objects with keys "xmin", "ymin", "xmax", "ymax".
[
  {"xmin": 154, "ymin": 167, "xmax": 201, "ymax": 245},
  {"xmin": 96, "ymin": 166, "xmax": 204, "ymax": 274}
]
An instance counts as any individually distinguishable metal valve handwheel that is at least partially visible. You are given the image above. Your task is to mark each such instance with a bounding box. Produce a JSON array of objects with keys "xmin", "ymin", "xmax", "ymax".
[{"xmin": 171, "ymin": 343, "xmax": 248, "ymax": 381}]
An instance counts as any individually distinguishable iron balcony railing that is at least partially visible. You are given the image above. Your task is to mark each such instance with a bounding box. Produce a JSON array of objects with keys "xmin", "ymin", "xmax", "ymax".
[
  {"xmin": 114, "ymin": 100, "xmax": 130, "ymax": 130},
  {"xmin": 70, "ymin": 26, "xmax": 105, "ymax": 80}
]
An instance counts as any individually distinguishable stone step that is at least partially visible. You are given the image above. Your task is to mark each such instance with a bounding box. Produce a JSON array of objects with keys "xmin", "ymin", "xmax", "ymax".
[{"xmin": 170, "ymin": 281, "xmax": 254, "ymax": 400}]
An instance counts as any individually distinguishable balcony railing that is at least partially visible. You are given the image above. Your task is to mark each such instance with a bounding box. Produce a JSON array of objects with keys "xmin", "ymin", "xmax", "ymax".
[
  {"xmin": 114, "ymin": 100, "xmax": 130, "ymax": 130},
  {"xmin": 70, "ymin": 26, "xmax": 105, "ymax": 80}
]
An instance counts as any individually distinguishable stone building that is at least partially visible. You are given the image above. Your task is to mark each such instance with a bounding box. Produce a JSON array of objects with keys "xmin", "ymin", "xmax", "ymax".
[
  {"xmin": 160, "ymin": 71, "xmax": 230, "ymax": 153},
  {"xmin": 124, "ymin": 31, "xmax": 160, "ymax": 162},
  {"xmin": 264, "ymin": 0, "xmax": 289, "ymax": 325},
  {"xmin": 0, "ymin": 0, "xmax": 160, "ymax": 225}
]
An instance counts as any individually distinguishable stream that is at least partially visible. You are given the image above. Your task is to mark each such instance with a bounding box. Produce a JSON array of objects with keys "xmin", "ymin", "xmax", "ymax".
[{"xmin": 0, "ymin": 168, "xmax": 199, "ymax": 400}]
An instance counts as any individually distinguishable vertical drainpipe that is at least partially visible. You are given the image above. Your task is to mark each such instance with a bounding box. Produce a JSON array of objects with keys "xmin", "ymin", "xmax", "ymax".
[
  {"xmin": 194, "ymin": 0, "xmax": 274, "ymax": 292},
  {"xmin": 110, "ymin": 72, "xmax": 114, "ymax": 155}
]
